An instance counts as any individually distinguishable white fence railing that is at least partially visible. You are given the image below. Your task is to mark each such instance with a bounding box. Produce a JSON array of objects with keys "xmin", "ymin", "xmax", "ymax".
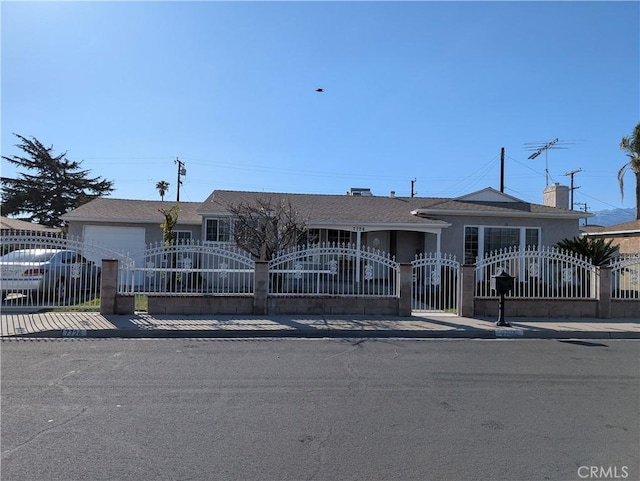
[
  {"xmin": 118, "ymin": 241, "xmax": 255, "ymax": 296},
  {"xmin": 3, "ymin": 230, "xmax": 638, "ymax": 311},
  {"xmin": 268, "ymin": 243, "xmax": 398, "ymax": 297},
  {"xmin": 475, "ymin": 246, "xmax": 598, "ymax": 299},
  {"xmin": 611, "ymin": 254, "xmax": 640, "ymax": 300},
  {"xmin": 0, "ymin": 231, "xmax": 125, "ymax": 308},
  {"xmin": 411, "ymin": 253, "xmax": 460, "ymax": 313}
]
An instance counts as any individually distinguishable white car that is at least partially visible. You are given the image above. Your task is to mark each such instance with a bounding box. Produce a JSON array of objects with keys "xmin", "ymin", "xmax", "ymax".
[{"xmin": 0, "ymin": 249, "xmax": 101, "ymax": 304}]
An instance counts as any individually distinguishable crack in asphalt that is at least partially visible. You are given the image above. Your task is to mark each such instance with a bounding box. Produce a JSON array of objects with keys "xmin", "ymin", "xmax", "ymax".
[{"xmin": 2, "ymin": 407, "xmax": 88, "ymax": 457}]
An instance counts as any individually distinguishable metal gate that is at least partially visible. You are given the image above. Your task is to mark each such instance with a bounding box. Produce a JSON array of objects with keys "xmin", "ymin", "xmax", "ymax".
[
  {"xmin": 0, "ymin": 231, "xmax": 132, "ymax": 310},
  {"xmin": 411, "ymin": 253, "xmax": 460, "ymax": 313}
]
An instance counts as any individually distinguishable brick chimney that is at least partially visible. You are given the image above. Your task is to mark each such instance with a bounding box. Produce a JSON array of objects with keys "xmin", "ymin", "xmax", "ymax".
[{"xmin": 543, "ymin": 183, "xmax": 569, "ymax": 209}]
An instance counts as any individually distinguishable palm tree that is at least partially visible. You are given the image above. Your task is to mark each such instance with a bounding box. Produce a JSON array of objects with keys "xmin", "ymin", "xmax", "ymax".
[
  {"xmin": 156, "ymin": 181, "xmax": 170, "ymax": 201},
  {"xmin": 556, "ymin": 236, "xmax": 618, "ymax": 266},
  {"xmin": 618, "ymin": 122, "xmax": 640, "ymax": 220}
]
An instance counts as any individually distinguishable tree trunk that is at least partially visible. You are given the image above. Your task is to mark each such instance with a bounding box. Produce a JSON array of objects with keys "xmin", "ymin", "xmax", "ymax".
[{"xmin": 635, "ymin": 171, "xmax": 640, "ymax": 220}]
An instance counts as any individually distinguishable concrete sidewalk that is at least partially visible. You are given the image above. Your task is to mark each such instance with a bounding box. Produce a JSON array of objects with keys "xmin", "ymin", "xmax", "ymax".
[{"xmin": 1, "ymin": 311, "xmax": 639, "ymax": 339}]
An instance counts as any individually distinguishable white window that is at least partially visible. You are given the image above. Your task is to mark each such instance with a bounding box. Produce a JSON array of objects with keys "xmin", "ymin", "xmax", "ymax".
[
  {"xmin": 464, "ymin": 226, "xmax": 540, "ymax": 263},
  {"xmin": 175, "ymin": 230, "xmax": 192, "ymax": 243},
  {"xmin": 205, "ymin": 218, "xmax": 232, "ymax": 243},
  {"xmin": 327, "ymin": 229, "xmax": 351, "ymax": 245}
]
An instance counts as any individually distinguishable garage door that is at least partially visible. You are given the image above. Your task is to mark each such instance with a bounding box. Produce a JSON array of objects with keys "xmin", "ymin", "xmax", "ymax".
[{"xmin": 83, "ymin": 226, "xmax": 146, "ymax": 265}]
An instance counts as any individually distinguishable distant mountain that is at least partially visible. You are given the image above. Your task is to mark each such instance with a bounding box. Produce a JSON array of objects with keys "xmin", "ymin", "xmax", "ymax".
[{"xmin": 586, "ymin": 208, "xmax": 636, "ymax": 226}]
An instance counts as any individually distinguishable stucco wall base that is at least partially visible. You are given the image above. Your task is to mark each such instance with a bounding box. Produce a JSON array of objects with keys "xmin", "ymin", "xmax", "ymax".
[
  {"xmin": 146, "ymin": 296, "xmax": 398, "ymax": 316},
  {"xmin": 148, "ymin": 296, "xmax": 254, "ymax": 315},
  {"xmin": 475, "ymin": 298, "xmax": 599, "ymax": 318},
  {"xmin": 114, "ymin": 296, "xmax": 135, "ymax": 315},
  {"xmin": 268, "ymin": 297, "xmax": 399, "ymax": 316},
  {"xmin": 611, "ymin": 300, "xmax": 640, "ymax": 318}
]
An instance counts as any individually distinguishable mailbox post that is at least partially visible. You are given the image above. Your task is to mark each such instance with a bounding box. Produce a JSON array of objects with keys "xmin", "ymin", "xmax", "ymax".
[{"xmin": 491, "ymin": 269, "xmax": 515, "ymax": 327}]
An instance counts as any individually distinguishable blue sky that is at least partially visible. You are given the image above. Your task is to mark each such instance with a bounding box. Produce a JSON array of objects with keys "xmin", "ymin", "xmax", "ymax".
[{"xmin": 1, "ymin": 1, "xmax": 638, "ymax": 213}]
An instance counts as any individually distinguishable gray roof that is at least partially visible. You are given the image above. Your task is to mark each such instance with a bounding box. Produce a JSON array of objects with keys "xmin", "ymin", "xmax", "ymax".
[
  {"xmin": 584, "ymin": 219, "xmax": 640, "ymax": 235},
  {"xmin": 0, "ymin": 216, "xmax": 61, "ymax": 232},
  {"xmin": 198, "ymin": 188, "xmax": 585, "ymax": 226},
  {"xmin": 61, "ymin": 198, "xmax": 202, "ymax": 225},
  {"xmin": 198, "ymin": 190, "xmax": 449, "ymax": 226},
  {"xmin": 60, "ymin": 187, "xmax": 588, "ymax": 228}
]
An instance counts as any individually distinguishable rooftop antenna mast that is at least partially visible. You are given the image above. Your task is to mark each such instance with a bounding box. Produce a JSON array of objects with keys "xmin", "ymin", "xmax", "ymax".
[
  {"xmin": 525, "ymin": 138, "xmax": 583, "ymax": 187},
  {"xmin": 526, "ymin": 138, "xmax": 561, "ymax": 187}
]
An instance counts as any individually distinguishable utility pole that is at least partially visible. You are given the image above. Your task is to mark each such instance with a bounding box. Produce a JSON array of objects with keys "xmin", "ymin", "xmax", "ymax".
[
  {"xmin": 563, "ymin": 168, "xmax": 581, "ymax": 210},
  {"xmin": 411, "ymin": 178, "xmax": 416, "ymax": 198},
  {"xmin": 575, "ymin": 201, "xmax": 589, "ymax": 225},
  {"xmin": 175, "ymin": 157, "xmax": 186, "ymax": 202},
  {"xmin": 500, "ymin": 147, "xmax": 505, "ymax": 193}
]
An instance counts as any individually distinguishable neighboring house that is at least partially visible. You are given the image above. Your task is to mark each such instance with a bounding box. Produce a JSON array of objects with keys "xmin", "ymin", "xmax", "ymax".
[
  {"xmin": 198, "ymin": 185, "xmax": 590, "ymax": 263},
  {"xmin": 582, "ymin": 220, "xmax": 640, "ymax": 256},
  {"xmin": 61, "ymin": 199, "xmax": 202, "ymax": 264},
  {"xmin": 0, "ymin": 216, "xmax": 61, "ymax": 235}
]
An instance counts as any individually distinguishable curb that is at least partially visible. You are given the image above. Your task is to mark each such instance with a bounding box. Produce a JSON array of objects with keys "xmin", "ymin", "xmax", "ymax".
[{"xmin": 5, "ymin": 328, "xmax": 639, "ymax": 340}]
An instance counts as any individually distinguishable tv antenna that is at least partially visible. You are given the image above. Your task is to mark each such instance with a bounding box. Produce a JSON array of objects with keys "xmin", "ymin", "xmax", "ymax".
[{"xmin": 524, "ymin": 138, "xmax": 574, "ymax": 187}]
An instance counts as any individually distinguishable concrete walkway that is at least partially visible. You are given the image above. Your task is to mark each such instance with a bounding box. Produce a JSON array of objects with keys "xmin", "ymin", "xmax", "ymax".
[{"xmin": 1, "ymin": 311, "xmax": 639, "ymax": 339}]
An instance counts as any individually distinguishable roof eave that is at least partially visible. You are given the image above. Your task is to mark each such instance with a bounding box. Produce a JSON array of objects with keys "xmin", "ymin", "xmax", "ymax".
[
  {"xmin": 61, "ymin": 215, "xmax": 201, "ymax": 225},
  {"xmin": 585, "ymin": 229, "xmax": 640, "ymax": 236},
  {"xmin": 411, "ymin": 209, "xmax": 592, "ymax": 220},
  {"xmin": 310, "ymin": 220, "xmax": 452, "ymax": 230}
]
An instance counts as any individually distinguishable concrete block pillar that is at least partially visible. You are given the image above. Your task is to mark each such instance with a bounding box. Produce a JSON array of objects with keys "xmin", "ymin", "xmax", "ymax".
[
  {"xmin": 398, "ymin": 263, "xmax": 412, "ymax": 316},
  {"xmin": 597, "ymin": 266, "xmax": 612, "ymax": 319},
  {"xmin": 100, "ymin": 259, "xmax": 118, "ymax": 315},
  {"xmin": 253, "ymin": 261, "xmax": 269, "ymax": 315},
  {"xmin": 459, "ymin": 264, "xmax": 476, "ymax": 318}
]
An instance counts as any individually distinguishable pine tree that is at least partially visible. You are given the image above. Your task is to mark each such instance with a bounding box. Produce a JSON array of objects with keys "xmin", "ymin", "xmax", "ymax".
[{"xmin": 1, "ymin": 134, "xmax": 113, "ymax": 227}]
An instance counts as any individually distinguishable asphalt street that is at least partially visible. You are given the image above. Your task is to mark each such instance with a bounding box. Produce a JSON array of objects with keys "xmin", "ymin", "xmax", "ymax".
[{"xmin": 1, "ymin": 338, "xmax": 638, "ymax": 481}]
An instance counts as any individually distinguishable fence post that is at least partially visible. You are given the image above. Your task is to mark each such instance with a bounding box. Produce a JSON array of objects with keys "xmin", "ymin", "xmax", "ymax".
[
  {"xmin": 459, "ymin": 264, "xmax": 476, "ymax": 318},
  {"xmin": 253, "ymin": 261, "xmax": 268, "ymax": 315},
  {"xmin": 597, "ymin": 266, "xmax": 611, "ymax": 319},
  {"xmin": 100, "ymin": 259, "xmax": 118, "ymax": 315},
  {"xmin": 398, "ymin": 263, "xmax": 412, "ymax": 316}
]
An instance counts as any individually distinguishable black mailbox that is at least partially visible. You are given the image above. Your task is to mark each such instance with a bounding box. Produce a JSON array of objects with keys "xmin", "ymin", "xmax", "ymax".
[
  {"xmin": 491, "ymin": 269, "xmax": 515, "ymax": 296},
  {"xmin": 491, "ymin": 269, "xmax": 514, "ymax": 327}
]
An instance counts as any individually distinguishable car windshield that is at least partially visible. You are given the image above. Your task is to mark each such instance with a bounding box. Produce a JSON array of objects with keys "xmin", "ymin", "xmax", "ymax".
[{"xmin": 0, "ymin": 250, "xmax": 58, "ymax": 263}]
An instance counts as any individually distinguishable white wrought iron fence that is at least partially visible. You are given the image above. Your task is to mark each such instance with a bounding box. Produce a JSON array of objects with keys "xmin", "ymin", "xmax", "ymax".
[
  {"xmin": 0, "ymin": 231, "xmax": 128, "ymax": 308},
  {"xmin": 268, "ymin": 243, "xmax": 398, "ymax": 296},
  {"xmin": 118, "ymin": 241, "xmax": 255, "ymax": 296},
  {"xmin": 475, "ymin": 246, "xmax": 597, "ymax": 299},
  {"xmin": 411, "ymin": 253, "xmax": 460, "ymax": 313},
  {"xmin": 611, "ymin": 254, "xmax": 640, "ymax": 300}
]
